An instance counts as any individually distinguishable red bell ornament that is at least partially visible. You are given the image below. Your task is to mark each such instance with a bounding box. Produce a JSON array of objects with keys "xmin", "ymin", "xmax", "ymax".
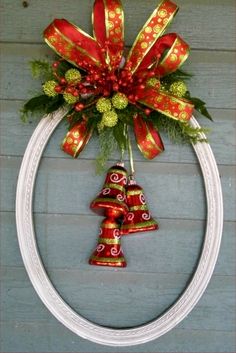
[
  {"xmin": 90, "ymin": 164, "xmax": 128, "ymax": 218},
  {"xmin": 89, "ymin": 218, "xmax": 127, "ymax": 267},
  {"xmin": 121, "ymin": 179, "xmax": 158, "ymax": 235}
]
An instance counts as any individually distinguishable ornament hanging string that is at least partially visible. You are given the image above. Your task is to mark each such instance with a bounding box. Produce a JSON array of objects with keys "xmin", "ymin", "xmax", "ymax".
[{"xmin": 126, "ymin": 126, "xmax": 135, "ymax": 177}]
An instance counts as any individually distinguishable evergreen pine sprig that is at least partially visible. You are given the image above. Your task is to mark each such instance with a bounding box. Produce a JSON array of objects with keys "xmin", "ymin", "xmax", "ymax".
[
  {"xmin": 30, "ymin": 60, "xmax": 53, "ymax": 80},
  {"xmin": 150, "ymin": 112, "xmax": 208, "ymax": 145},
  {"xmin": 20, "ymin": 94, "xmax": 65, "ymax": 122},
  {"xmin": 96, "ymin": 128, "xmax": 118, "ymax": 174}
]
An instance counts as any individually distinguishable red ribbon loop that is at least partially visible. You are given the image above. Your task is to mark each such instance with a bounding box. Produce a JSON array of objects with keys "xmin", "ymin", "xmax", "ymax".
[
  {"xmin": 156, "ymin": 34, "xmax": 190, "ymax": 76},
  {"xmin": 125, "ymin": 0, "xmax": 179, "ymax": 74},
  {"xmin": 93, "ymin": 0, "xmax": 124, "ymax": 69},
  {"xmin": 44, "ymin": 19, "xmax": 105, "ymax": 70}
]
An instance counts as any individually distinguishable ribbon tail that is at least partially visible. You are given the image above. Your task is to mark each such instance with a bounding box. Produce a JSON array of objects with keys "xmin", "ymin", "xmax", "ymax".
[
  {"xmin": 44, "ymin": 19, "xmax": 105, "ymax": 70},
  {"xmin": 93, "ymin": 0, "xmax": 124, "ymax": 69},
  {"xmin": 61, "ymin": 117, "xmax": 93, "ymax": 158},
  {"xmin": 133, "ymin": 114, "xmax": 164, "ymax": 160},
  {"xmin": 138, "ymin": 87, "xmax": 194, "ymax": 121}
]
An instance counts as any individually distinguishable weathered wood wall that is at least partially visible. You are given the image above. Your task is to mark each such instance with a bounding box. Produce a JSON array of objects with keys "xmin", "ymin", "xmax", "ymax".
[{"xmin": 0, "ymin": 0, "xmax": 235, "ymax": 352}]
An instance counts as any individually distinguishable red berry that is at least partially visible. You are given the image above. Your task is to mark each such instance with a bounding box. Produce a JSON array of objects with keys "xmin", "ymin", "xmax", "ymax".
[
  {"xmin": 73, "ymin": 90, "xmax": 79, "ymax": 97},
  {"xmin": 74, "ymin": 103, "xmax": 85, "ymax": 111},
  {"xmin": 113, "ymin": 83, "xmax": 119, "ymax": 91},
  {"xmin": 148, "ymin": 71, "xmax": 155, "ymax": 77},
  {"xmin": 103, "ymin": 90, "xmax": 110, "ymax": 96},
  {"xmin": 55, "ymin": 85, "xmax": 63, "ymax": 93},
  {"xmin": 110, "ymin": 74, "xmax": 116, "ymax": 81},
  {"xmin": 52, "ymin": 61, "xmax": 59, "ymax": 68},
  {"xmin": 66, "ymin": 87, "xmax": 73, "ymax": 93},
  {"xmin": 144, "ymin": 108, "xmax": 151, "ymax": 116},
  {"xmin": 60, "ymin": 78, "xmax": 67, "ymax": 85}
]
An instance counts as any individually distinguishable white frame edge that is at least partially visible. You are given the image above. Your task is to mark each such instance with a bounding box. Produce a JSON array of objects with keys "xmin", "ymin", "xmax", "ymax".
[{"xmin": 15, "ymin": 108, "xmax": 223, "ymax": 347}]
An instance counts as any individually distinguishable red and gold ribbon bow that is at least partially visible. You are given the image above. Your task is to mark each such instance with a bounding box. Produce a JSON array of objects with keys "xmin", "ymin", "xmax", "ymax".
[{"xmin": 44, "ymin": 0, "xmax": 194, "ymax": 159}]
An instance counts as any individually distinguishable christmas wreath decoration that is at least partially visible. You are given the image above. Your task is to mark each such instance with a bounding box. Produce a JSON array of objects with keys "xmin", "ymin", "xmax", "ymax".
[
  {"xmin": 17, "ymin": 0, "xmax": 223, "ymax": 345},
  {"xmin": 21, "ymin": 0, "xmax": 212, "ymax": 268}
]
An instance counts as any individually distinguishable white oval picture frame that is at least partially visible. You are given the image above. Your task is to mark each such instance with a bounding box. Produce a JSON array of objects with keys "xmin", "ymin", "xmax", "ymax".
[{"xmin": 16, "ymin": 108, "xmax": 223, "ymax": 347}]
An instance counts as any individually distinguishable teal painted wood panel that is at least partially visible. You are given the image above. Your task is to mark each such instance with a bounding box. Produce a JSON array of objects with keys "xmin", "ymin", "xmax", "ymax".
[
  {"xmin": 0, "ymin": 0, "xmax": 235, "ymax": 352},
  {"xmin": 1, "ymin": 0, "xmax": 235, "ymax": 50},
  {"xmin": 1, "ymin": 267, "xmax": 235, "ymax": 330}
]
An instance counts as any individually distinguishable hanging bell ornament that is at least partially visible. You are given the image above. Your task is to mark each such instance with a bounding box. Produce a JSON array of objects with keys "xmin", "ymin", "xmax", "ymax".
[
  {"xmin": 90, "ymin": 163, "xmax": 128, "ymax": 218},
  {"xmin": 89, "ymin": 218, "xmax": 127, "ymax": 267},
  {"xmin": 121, "ymin": 178, "xmax": 158, "ymax": 235}
]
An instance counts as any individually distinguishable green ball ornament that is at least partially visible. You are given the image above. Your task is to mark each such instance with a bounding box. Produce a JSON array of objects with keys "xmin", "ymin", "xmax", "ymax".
[
  {"xmin": 102, "ymin": 110, "xmax": 118, "ymax": 127},
  {"xmin": 42, "ymin": 80, "xmax": 58, "ymax": 97},
  {"xmin": 147, "ymin": 77, "xmax": 160, "ymax": 89},
  {"xmin": 63, "ymin": 92, "xmax": 78, "ymax": 104},
  {"xmin": 96, "ymin": 97, "xmax": 112, "ymax": 113},
  {"xmin": 65, "ymin": 69, "xmax": 81, "ymax": 84},
  {"xmin": 112, "ymin": 92, "xmax": 128, "ymax": 110},
  {"xmin": 169, "ymin": 81, "xmax": 187, "ymax": 98}
]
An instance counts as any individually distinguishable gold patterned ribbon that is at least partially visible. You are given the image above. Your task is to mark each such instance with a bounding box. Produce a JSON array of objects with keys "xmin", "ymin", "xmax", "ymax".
[
  {"xmin": 133, "ymin": 114, "xmax": 164, "ymax": 160},
  {"xmin": 125, "ymin": 0, "xmax": 178, "ymax": 74},
  {"xmin": 138, "ymin": 87, "xmax": 194, "ymax": 122},
  {"xmin": 93, "ymin": 0, "xmax": 124, "ymax": 68},
  {"xmin": 61, "ymin": 118, "xmax": 93, "ymax": 157},
  {"xmin": 156, "ymin": 34, "xmax": 190, "ymax": 76},
  {"xmin": 44, "ymin": 19, "xmax": 105, "ymax": 70}
]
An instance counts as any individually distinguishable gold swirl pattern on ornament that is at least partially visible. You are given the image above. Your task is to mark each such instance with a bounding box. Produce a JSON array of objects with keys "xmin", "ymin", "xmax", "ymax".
[
  {"xmin": 96, "ymin": 244, "xmax": 105, "ymax": 252},
  {"xmin": 110, "ymin": 173, "xmax": 127, "ymax": 184}
]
